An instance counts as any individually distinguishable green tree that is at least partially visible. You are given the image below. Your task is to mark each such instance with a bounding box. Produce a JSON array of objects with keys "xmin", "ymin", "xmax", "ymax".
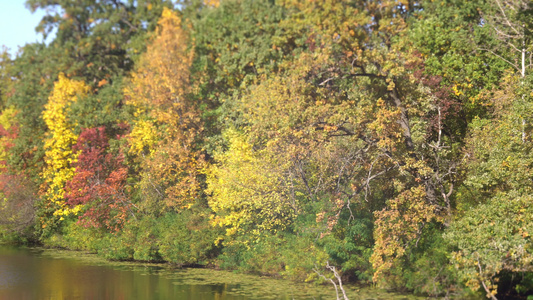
[
  {"xmin": 0, "ymin": 47, "xmax": 14, "ymax": 109},
  {"xmin": 446, "ymin": 74, "xmax": 533, "ymax": 299},
  {"xmin": 26, "ymin": 0, "xmax": 173, "ymax": 84}
]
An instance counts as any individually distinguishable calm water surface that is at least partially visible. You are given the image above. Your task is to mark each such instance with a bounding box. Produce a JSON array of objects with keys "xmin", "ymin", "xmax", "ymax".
[{"xmin": 0, "ymin": 245, "xmax": 417, "ymax": 300}]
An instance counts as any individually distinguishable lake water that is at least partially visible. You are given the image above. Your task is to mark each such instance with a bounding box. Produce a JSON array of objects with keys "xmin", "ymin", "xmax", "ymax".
[{"xmin": 0, "ymin": 245, "xmax": 417, "ymax": 300}]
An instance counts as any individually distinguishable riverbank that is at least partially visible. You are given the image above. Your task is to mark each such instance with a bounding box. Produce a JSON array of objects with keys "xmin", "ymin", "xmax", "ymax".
[{"xmin": 0, "ymin": 245, "xmax": 423, "ymax": 300}]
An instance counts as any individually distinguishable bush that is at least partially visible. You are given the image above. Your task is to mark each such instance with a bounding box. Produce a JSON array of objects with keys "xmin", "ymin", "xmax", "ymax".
[{"xmin": 157, "ymin": 210, "xmax": 221, "ymax": 265}]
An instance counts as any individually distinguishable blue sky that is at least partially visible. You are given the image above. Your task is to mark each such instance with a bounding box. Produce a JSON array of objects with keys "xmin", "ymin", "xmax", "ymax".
[{"xmin": 0, "ymin": 0, "xmax": 52, "ymax": 57}]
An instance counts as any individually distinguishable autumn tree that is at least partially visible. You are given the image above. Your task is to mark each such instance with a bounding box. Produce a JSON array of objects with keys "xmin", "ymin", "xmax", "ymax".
[
  {"xmin": 0, "ymin": 107, "xmax": 18, "ymax": 171},
  {"xmin": 65, "ymin": 126, "xmax": 130, "ymax": 232},
  {"xmin": 273, "ymin": 0, "xmax": 462, "ymax": 285},
  {"xmin": 0, "ymin": 0, "xmax": 531, "ymax": 296},
  {"xmin": 4, "ymin": 43, "xmax": 63, "ymax": 183},
  {"xmin": 4, "ymin": 1, "xmax": 171, "ymax": 187},
  {"xmin": 207, "ymin": 129, "xmax": 295, "ymax": 238},
  {"xmin": 207, "ymin": 48, "xmax": 393, "ymax": 280},
  {"xmin": 41, "ymin": 73, "xmax": 89, "ymax": 225},
  {"xmin": 0, "ymin": 50, "xmax": 37, "ymax": 239},
  {"xmin": 125, "ymin": 8, "xmax": 204, "ymax": 212}
]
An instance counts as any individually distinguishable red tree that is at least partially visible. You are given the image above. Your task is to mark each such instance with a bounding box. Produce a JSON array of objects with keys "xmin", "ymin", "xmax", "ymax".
[{"xmin": 65, "ymin": 127, "xmax": 131, "ymax": 231}]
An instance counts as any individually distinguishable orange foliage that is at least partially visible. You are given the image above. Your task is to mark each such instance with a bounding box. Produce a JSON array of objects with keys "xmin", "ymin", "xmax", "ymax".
[
  {"xmin": 370, "ymin": 185, "xmax": 443, "ymax": 284},
  {"xmin": 204, "ymin": 0, "xmax": 220, "ymax": 8},
  {"xmin": 125, "ymin": 8, "xmax": 204, "ymax": 211}
]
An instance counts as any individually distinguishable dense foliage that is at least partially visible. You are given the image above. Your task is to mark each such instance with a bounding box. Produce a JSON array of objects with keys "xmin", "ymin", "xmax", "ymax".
[{"xmin": 1, "ymin": 0, "xmax": 532, "ymax": 298}]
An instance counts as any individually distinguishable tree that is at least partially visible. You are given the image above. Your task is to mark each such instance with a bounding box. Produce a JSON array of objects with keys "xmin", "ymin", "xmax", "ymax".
[
  {"xmin": 41, "ymin": 73, "xmax": 89, "ymax": 220},
  {"xmin": 26, "ymin": 0, "xmax": 174, "ymax": 85},
  {"xmin": 0, "ymin": 47, "xmax": 14, "ymax": 109},
  {"xmin": 188, "ymin": 0, "xmax": 293, "ymax": 149},
  {"xmin": 480, "ymin": 0, "xmax": 533, "ymax": 143},
  {"xmin": 0, "ymin": 107, "xmax": 18, "ymax": 171},
  {"xmin": 206, "ymin": 129, "xmax": 295, "ymax": 238},
  {"xmin": 446, "ymin": 74, "xmax": 533, "ymax": 299},
  {"xmin": 0, "ymin": 174, "xmax": 37, "ymax": 236},
  {"xmin": 125, "ymin": 7, "xmax": 204, "ymax": 212},
  {"xmin": 275, "ymin": 0, "xmax": 464, "ymax": 286},
  {"xmin": 4, "ymin": 1, "xmax": 171, "ymax": 186},
  {"xmin": 65, "ymin": 127, "xmax": 131, "ymax": 232},
  {"xmin": 371, "ymin": 186, "xmax": 443, "ymax": 284},
  {"xmin": 446, "ymin": 193, "xmax": 533, "ymax": 300},
  {"xmin": 4, "ymin": 43, "xmax": 62, "ymax": 183},
  {"xmin": 192, "ymin": 0, "xmax": 288, "ymax": 93},
  {"xmin": 480, "ymin": 0, "xmax": 532, "ymax": 78}
]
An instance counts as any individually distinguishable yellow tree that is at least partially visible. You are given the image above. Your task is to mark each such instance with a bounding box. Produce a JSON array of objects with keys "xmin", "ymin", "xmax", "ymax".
[
  {"xmin": 207, "ymin": 129, "xmax": 295, "ymax": 238},
  {"xmin": 125, "ymin": 8, "xmax": 204, "ymax": 212},
  {"xmin": 206, "ymin": 52, "xmax": 370, "ymax": 246},
  {"xmin": 41, "ymin": 73, "xmax": 89, "ymax": 219},
  {"xmin": 370, "ymin": 186, "xmax": 443, "ymax": 285}
]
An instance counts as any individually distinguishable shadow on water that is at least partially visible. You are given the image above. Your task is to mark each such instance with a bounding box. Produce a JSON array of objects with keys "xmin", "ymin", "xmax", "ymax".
[{"xmin": 0, "ymin": 245, "xmax": 420, "ymax": 300}]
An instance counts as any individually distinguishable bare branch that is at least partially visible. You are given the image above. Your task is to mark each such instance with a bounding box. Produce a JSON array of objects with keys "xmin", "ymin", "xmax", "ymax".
[
  {"xmin": 313, "ymin": 261, "xmax": 349, "ymax": 300},
  {"xmin": 477, "ymin": 258, "xmax": 498, "ymax": 300}
]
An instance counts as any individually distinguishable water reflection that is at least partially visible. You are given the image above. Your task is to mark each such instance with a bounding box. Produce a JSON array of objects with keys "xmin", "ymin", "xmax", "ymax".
[
  {"xmin": 0, "ymin": 245, "xmax": 419, "ymax": 300},
  {"xmin": 0, "ymin": 246, "xmax": 251, "ymax": 300}
]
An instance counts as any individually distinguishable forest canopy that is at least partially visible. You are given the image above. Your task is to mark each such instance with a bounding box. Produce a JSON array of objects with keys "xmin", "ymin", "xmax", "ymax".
[{"xmin": 1, "ymin": 0, "xmax": 532, "ymax": 299}]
